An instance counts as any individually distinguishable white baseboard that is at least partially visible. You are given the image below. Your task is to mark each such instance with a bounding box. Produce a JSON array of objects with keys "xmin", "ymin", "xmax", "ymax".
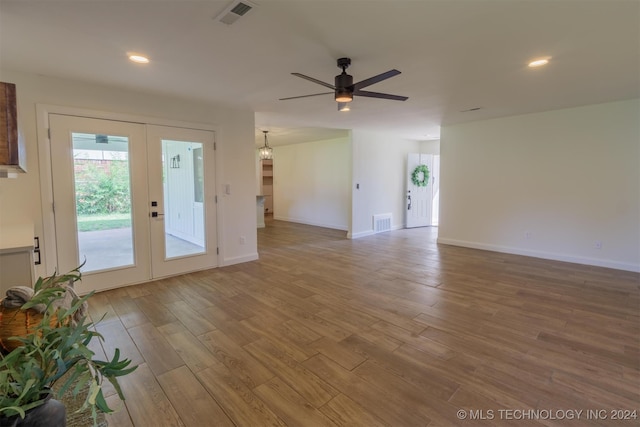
[
  {"xmin": 273, "ymin": 215, "xmax": 348, "ymax": 232},
  {"xmin": 348, "ymin": 224, "xmax": 403, "ymax": 240},
  {"xmin": 436, "ymin": 238, "xmax": 640, "ymax": 273},
  {"xmin": 222, "ymin": 253, "xmax": 259, "ymax": 266},
  {"xmin": 348, "ymin": 230, "xmax": 375, "ymax": 239}
]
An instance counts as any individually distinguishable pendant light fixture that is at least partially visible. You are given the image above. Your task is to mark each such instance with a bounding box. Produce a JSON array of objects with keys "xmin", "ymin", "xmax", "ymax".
[{"xmin": 258, "ymin": 130, "xmax": 273, "ymax": 160}]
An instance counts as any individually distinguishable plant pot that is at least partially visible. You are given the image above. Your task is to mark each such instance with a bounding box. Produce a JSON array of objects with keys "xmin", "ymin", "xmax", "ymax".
[{"xmin": 0, "ymin": 397, "xmax": 66, "ymax": 427}]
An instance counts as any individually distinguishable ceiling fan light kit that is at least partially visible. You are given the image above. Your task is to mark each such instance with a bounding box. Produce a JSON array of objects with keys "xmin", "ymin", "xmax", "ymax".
[
  {"xmin": 281, "ymin": 57, "xmax": 408, "ymax": 107},
  {"xmin": 335, "ymin": 58, "xmax": 353, "ymax": 102},
  {"xmin": 335, "ymin": 90, "xmax": 353, "ymax": 103}
]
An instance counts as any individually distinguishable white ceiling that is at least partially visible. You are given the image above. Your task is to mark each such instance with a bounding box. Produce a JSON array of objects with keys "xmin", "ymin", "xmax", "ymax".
[{"xmin": 1, "ymin": 1, "xmax": 638, "ymax": 146}]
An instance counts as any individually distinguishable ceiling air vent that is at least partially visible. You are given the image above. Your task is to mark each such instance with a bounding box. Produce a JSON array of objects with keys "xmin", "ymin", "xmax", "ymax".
[{"xmin": 215, "ymin": 0, "xmax": 255, "ymax": 25}]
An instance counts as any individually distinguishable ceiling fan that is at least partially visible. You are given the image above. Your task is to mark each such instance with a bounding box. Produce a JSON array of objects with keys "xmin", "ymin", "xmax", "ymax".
[{"xmin": 279, "ymin": 58, "xmax": 408, "ymax": 108}]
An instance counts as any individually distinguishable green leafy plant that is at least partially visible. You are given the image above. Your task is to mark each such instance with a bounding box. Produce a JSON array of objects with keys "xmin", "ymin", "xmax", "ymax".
[
  {"xmin": 75, "ymin": 160, "xmax": 131, "ymax": 215},
  {"xmin": 0, "ymin": 266, "xmax": 137, "ymax": 424},
  {"xmin": 411, "ymin": 164, "xmax": 430, "ymax": 187}
]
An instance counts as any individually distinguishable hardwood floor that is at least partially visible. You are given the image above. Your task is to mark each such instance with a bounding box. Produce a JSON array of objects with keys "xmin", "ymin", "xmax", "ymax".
[{"xmin": 93, "ymin": 220, "xmax": 639, "ymax": 427}]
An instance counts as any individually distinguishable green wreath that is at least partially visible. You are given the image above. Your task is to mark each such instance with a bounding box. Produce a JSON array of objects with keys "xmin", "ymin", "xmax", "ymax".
[{"xmin": 411, "ymin": 164, "xmax": 430, "ymax": 187}]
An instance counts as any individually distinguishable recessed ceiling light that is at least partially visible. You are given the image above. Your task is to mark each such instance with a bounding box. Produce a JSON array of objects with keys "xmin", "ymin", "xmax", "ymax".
[
  {"xmin": 528, "ymin": 58, "xmax": 550, "ymax": 68},
  {"xmin": 128, "ymin": 54, "xmax": 149, "ymax": 64}
]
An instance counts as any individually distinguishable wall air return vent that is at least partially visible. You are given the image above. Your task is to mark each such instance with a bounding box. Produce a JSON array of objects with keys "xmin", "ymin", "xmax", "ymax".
[
  {"xmin": 373, "ymin": 213, "xmax": 392, "ymax": 233},
  {"xmin": 215, "ymin": 0, "xmax": 255, "ymax": 25}
]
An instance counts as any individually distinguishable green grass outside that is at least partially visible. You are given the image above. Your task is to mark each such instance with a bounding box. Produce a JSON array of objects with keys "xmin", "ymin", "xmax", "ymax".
[{"xmin": 77, "ymin": 213, "xmax": 132, "ymax": 232}]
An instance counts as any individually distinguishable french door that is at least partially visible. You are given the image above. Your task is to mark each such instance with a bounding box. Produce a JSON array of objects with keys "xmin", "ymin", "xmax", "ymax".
[
  {"xmin": 146, "ymin": 125, "xmax": 217, "ymax": 279},
  {"xmin": 49, "ymin": 115, "xmax": 217, "ymax": 292}
]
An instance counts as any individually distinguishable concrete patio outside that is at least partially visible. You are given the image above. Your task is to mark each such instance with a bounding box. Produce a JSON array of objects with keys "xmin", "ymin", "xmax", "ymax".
[{"xmin": 77, "ymin": 228, "xmax": 203, "ymax": 272}]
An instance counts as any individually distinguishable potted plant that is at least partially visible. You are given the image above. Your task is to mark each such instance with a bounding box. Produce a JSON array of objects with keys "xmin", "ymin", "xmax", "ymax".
[{"xmin": 0, "ymin": 266, "xmax": 137, "ymax": 426}]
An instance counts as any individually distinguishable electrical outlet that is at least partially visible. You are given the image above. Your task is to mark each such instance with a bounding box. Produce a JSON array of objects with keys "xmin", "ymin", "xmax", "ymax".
[
  {"xmin": 525, "ymin": 231, "xmax": 532, "ymax": 239},
  {"xmin": 594, "ymin": 240, "xmax": 602, "ymax": 249},
  {"xmin": 240, "ymin": 236, "xmax": 246, "ymax": 245}
]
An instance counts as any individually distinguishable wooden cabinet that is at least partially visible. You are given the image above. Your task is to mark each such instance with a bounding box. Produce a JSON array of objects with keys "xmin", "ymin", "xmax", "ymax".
[
  {"xmin": 0, "ymin": 82, "xmax": 26, "ymax": 176},
  {"xmin": 260, "ymin": 159, "xmax": 273, "ymax": 214}
]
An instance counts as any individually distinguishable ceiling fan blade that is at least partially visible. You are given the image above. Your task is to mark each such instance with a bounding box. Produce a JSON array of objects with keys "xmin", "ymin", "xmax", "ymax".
[
  {"xmin": 352, "ymin": 69, "xmax": 401, "ymax": 91},
  {"xmin": 353, "ymin": 90, "xmax": 408, "ymax": 101},
  {"xmin": 279, "ymin": 92, "xmax": 333, "ymax": 101},
  {"xmin": 291, "ymin": 73, "xmax": 335, "ymax": 90}
]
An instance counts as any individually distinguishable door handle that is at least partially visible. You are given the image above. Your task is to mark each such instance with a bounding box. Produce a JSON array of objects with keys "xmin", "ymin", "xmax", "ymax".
[
  {"xmin": 150, "ymin": 212, "xmax": 165, "ymax": 218},
  {"xmin": 407, "ymin": 195, "xmax": 412, "ymax": 210}
]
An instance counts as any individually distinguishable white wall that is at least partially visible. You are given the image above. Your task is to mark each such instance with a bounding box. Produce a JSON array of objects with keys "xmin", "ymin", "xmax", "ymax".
[
  {"xmin": 351, "ymin": 130, "xmax": 420, "ymax": 238},
  {"xmin": 439, "ymin": 99, "xmax": 640, "ymax": 272},
  {"xmin": 273, "ymin": 137, "xmax": 351, "ymax": 231},
  {"xmin": 420, "ymin": 139, "xmax": 440, "ymax": 155},
  {"xmin": 0, "ymin": 70, "xmax": 257, "ymax": 277}
]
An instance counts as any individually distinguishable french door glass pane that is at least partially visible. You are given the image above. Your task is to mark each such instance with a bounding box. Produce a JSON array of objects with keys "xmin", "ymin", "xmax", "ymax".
[
  {"xmin": 72, "ymin": 133, "xmax": 134, "ymax": 272},
  {"xmin": 162, "ymin": 139, "xmax": 206, "ymax": 259}
]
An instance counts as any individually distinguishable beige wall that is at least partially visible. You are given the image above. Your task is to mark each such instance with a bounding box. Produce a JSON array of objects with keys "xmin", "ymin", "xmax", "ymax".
[
  {"xmin": 272, "ymin": 137, "xmax": 351, "ymax": 231},
  {"xmin": 439, "ymin": 99, "xmax": 640, "ymax": 272},
  {"xmin": 420, "ymin": 139, "xmax": 440, "ymax": 155},
  {"xmin": 268, "ymin": 131, "xmax": 431, "ymax": 238},
  {"xmin": 351, "ymin": 130, "xmax": 420, "ymax": 237},
  {"xmin": 0, "ymin": 70, "xmax": 257, "ymax": 277}
]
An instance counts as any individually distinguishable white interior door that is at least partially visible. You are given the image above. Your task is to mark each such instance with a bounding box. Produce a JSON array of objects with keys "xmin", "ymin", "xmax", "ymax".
[
  {"xmin": 50, "ymin": 116, "xmax": 218, "ymax": 292},
  {"xmin": 49, "ymin": 115, "xmax": 150, "ymax": 292},
  {"xmin": 146, "ymin": 125, "xmax": 217, "ymax": 279},
  {"xmin": 406, "ymin": 153, "xmax": 433, "ymax": 228}
]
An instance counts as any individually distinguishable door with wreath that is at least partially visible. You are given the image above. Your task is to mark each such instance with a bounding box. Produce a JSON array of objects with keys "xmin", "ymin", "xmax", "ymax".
[{"xmin": 406, "ymin": 153, "xmax": 434, "ymax": 228}]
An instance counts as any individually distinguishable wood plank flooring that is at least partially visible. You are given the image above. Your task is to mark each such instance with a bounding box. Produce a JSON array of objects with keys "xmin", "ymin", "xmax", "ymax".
[{"xmin": 93, "ymin": 220, "xmax": 639, "ymax": 427}]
